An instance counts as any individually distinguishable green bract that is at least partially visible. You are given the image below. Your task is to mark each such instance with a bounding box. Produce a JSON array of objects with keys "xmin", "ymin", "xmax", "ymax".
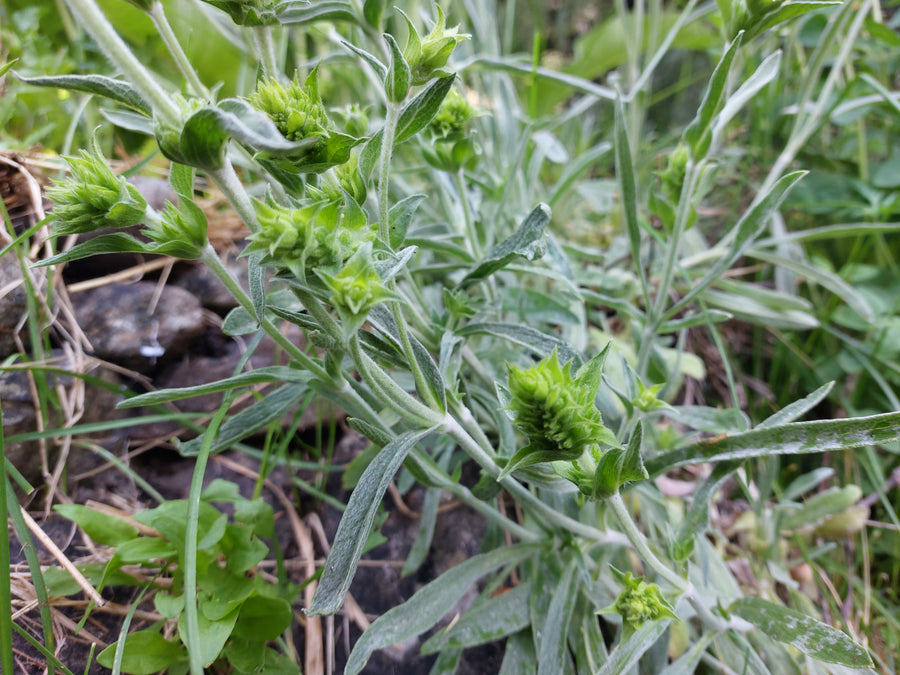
[
  {"xmin": 401, "ymin": 6, "xmax": 469, "ymax": 86},
  {"xmin": 46, "ymin": 136, "xmax": 147, "ymax": 236},
  {"xmin": 247, "ymin": 192, "xmax": 372, "ymax": 279}
]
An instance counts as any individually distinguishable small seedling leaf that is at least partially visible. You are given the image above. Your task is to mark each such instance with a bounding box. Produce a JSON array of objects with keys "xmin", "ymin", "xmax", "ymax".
[{"xmin": 54, "ymin": 504, "xmax": 138, "ymax": 546}]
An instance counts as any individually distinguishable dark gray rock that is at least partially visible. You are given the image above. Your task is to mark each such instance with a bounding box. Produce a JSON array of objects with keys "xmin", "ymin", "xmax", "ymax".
[
  {"xmin": 171, "ymin": 249, "xmax": 247, "ymax": 312},
  {"xmin": 0, "ymin": 250, "xmax": 45, "ymax": 359},
  {"xmin": 1, "ymin": 358, "xmax": 126, "ymax": 487},
  {"xmin": 70, "ymin": 282, "xmax": 205, "ymax": 370}
]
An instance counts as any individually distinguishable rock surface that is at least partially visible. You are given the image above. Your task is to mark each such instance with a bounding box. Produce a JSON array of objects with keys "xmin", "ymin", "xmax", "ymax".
[
  {"xmin": 70, "ymin": 282, "xmax": 205, "ymax": 370},
  {"xmin": 1, "ymin": 358, "xmax": 126, "ymax": 486},
  {"xmin": 0, "ymin": 250, "xmax": 45, "ymax": 359}
]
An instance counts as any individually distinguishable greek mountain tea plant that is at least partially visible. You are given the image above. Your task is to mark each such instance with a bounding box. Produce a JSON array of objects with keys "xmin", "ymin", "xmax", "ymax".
[{"xmin": 7, "ymin": 0, "xmax": 900, "ymax": 672}]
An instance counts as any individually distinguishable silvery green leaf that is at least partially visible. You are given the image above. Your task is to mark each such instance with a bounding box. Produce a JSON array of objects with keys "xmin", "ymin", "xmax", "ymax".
[
  {"xmin": 730, "ymin": 598, "xmax": 873, "ymax": 667},
  {"xmin": 16, "ymin": 73, "xmax": 151, "ymax": 114},
  {"xmin": 309, "ymin": 427, "xmax": 438, "ymax": 616},
  {"xmin": 646, "ymin": 410, "xmax": 900, "ymax": 476},
  {"xmin": 344, "ymin": 544, "xmax": 540, "ymax": 674}
]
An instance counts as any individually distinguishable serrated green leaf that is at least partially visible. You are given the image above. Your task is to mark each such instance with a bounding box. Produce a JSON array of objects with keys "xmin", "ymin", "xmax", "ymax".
[
  {"xmin": 309, "ymin": 427, "xmax": 437, "ymax": 616},
  {"xmin": 620, "ymin": 421, "xmax": 648, "ymax": 485},
  {"xmin": 54, "ymin": 504, "xmax": 138, "ymax": 546},
  {"xmin": 646, "ymin": 410, "xmax": 900, "ymax": 476},
  {"xmin": 16, "ymin": 73, "xmax": 151, "ymax": 114},
  {"xmin": 344, "ymin": 544, "xmax": 541, "ymax": 674},
  {"xmin": 730, "ymin": 597, "xmax": 873, "ymax": 667},
  {"xmin": 460, "ymin": 204, "xmax": 551, "ymax": 286}
]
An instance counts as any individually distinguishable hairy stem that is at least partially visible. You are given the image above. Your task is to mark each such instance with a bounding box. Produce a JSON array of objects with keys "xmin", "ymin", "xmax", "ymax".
[{"xmin": 63, "ymin": 0, "xmax": 180, "ymax": 125}]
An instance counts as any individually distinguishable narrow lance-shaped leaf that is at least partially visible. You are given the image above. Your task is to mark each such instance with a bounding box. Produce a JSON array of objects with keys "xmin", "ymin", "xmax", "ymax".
[
  {"xmin": 614, "ymin": 98, "xmax": 647, "ymax": 304},
  {"xmin": 420, "ymin": 581, "xmax": 534, "ymax": 653},
  {"xmin": 756, "ymin": 381, "xmax": 834, "ymax": 429},
  {"xmin": 177, "ymin": 384, "xmax": 310, "ymax": 456},
  {"xmin": 596, "ymin": 620, "xmax": 671, "ymax": 675},
  {"xmin": 711, "ymin": 50, "xmax": 782, "ymax": 144},
  {"xmin": 684, "ymin": 31, "xmax": 743, "ymax": 159},
  {"xmin": 729, "ymin": 597, "xmax": 873, "ymax": 668},
  {"xmin": 16, "ymin": 73, "xmax": 151, "ymax": 114},
  {"xmin": 276, "ymin": 0, "xmax": 357, "ymax": 24},
  {"xmin": 646, "ymin": 410, "xmax": 900, "ymax": 476},
  {"xmin": 663, "ymin": 170, "xmax": 806, "ymax": 320},
  {"xmin": 671, "ymin": 460, "xmax": 740, "ymax": 562},
  {"xmin": 117, "ymin": 366, "xmax": 309, "ymax": 408},
  {"xmin": 360, "ymin": 75, "xmax": 456, "ymax": 176},
  {"xmin": 459, "ymin": 203, "xmax": 551, "ymax": 287},
  {"xmin": 308, "ymin": 427, "xmax": 438, "ymax": 616},
  {"xmin": 384, "ymin": 33, "xmax": 411, "ymax": 104},
  {"xmin": 344, "ymin": 544, "xmax": 541, "ymax": 674},
  {"xmin": 537, "ymin": 559, "xmax": 579, "ymax": 675}
]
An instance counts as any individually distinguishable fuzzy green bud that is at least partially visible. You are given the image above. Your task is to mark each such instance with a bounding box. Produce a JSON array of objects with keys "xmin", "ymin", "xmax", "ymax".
[
  {"xmin": 247, "ymin": 68, "xmax": 363, "ymax": 175},
  {"xmin": 506, "ymin": 349, "xmax": 617, "ymax": 460},
  {"xmin": 424, "ymin": 88, "xmax": 481, "ymax": 172},
  {"xmin": 47, "ymin": 135, "xmax": 147, "ymax": 236},
  {"xmin": 402, "ymin": 6, "xmax": 469, "ymax": 86},
  {"xmin": 317, "ymin": 242, "xmax": 395, "ymax": 334},
  {"xmin": 321, "ymin": 153, "xmax": 368, "ymax": 204},
  {"xmin": 601, "ymin": 568, "xmax": 678, "ymax": 639},
  {"xmin": 249, "ymin": 74, "xmax": 329, "ymax": 143},
  {"xmin": 247, "ymin": 192, "xmax": 373, "ymax": 278},
  {"xmin": 144, "ymin": 200, "xmax": 208, "ymax": 259}
]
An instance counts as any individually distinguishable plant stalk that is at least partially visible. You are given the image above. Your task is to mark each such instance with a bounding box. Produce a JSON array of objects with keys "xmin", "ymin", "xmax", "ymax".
[{"xmin": 63, "ymin": 0, "xmax": 180, "ymax": 126}]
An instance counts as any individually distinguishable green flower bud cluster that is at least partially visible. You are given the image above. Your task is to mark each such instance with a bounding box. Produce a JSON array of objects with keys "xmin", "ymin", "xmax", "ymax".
[
  {"xmin": 247, "ymin": 191, "xmax": 372, "ymax": 278},
  {"xmin": 248, "ymin": 75, "xmax": 329, "ymax": 144},
  {"xmin": 320, "ymin": 153, "xmax": 368, "ymax": 205},
  {"xmin": 424, "ymin": 88, "xmax": 480, "ymax": 172},
  {"xmin": 247, "ymin": 68, "xmax": 362, "ymax": 175},
  {"xmin": 507, "ymin": 350, "xmax": 614, "ymax": 459},
  {"xmin": 317, "ymin": 242, "xmax": 394, "ymax": 332},
  {"xmin": 402, "ymin": 7, "xmax": 469, "ymax": 86},
  {"xmin": 47, "ymin": 136, "xmax": 147, "ymax": 236},
  {"xmin": 144, "ymin": 199, "xmax": 208, "ymax": 259},
  {"xmin": 603, "ymin": 569, "xmax": 678, "ymax": 637}
]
